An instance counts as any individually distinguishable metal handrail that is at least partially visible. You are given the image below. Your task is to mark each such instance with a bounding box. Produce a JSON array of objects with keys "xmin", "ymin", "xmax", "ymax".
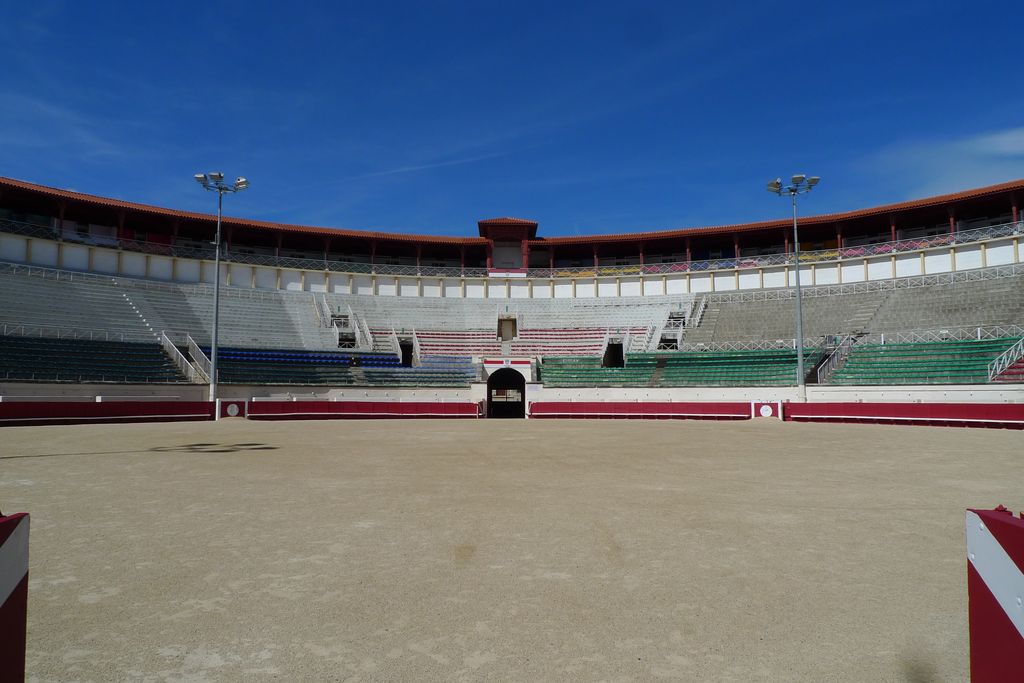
[
  {"xmin": 160, "ymin": 331, "xmax": 204, "ymax": 384},
  {"xmin": 186, "ymin": 334, "xmax": 211, "ymax": 382},
  {"xmin": 988, "ymin": 336, "xmax": 1024, "ymax": 381},
  {"xmin": 816, "ymin": 336, "xmax": 855, "ymax": 384},
  {"xmin": 3, "ymin": 216, "xmax": 1021, "ymax": 281}
]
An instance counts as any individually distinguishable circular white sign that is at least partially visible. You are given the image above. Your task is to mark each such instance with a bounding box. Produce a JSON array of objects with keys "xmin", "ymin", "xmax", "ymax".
[
  {"xmin": 758, "ymin": 404, "xmax": 774, "ymax": 417},
  {"xmin": 226, "ymin": 403, "xmax": 240, "ymax": 417}
]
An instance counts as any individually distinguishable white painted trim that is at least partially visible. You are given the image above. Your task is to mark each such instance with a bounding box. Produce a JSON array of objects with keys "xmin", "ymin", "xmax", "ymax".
[
  {"xmin": 530, "ymin": 411, "xmax": 748, "ymax": 418},
  {"xmin": 0, "ymin": 516, "xmax": 29, "ymax": 607},
  {"xmin": 966, "ymin": 511, "xmax": 1024, "ymax": 639},
  {"xmin": 246, "ymin": 411, "xmax": 477, "ymax": 418},
  {"xmin": 789, "ymin": 414, "xmax": 1024, "ymax": 424},
  {"xmin": 0, "ymin": 412, "xmax": 210, "ymax": 423}
]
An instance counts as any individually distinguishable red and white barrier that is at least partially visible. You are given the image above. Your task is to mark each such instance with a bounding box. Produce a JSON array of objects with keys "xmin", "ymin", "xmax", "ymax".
[
  {"xmin": 245, "ymin": 400, "xmax": 481, "ymax": 420},
  {"xmin": 529, "ymin": 401, "xmax": 751, "ymax": 420},
  {"xmin": 966, "ymin": 506, "xmax": 1024, "ymax": 681},
  {"xmin": 0, "ymin": 401, "xmax": 215, "ymax": 427},
  {"xmin": 783, "ymin": 402, "xmax": 1024, "ymax": 429},
  {"xmin": 0, "ymin": 513, "xmax": 29, "ymax": 680}
]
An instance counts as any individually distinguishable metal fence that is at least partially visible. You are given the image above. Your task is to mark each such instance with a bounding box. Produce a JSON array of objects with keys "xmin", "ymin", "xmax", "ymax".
[
  {"xmin": 989, "ymin": 336, "xmax": 1024, "ymax": 381},
  {"xmin": 3, "ymin": 216, "xmax": 1021, "ymax": 281}
]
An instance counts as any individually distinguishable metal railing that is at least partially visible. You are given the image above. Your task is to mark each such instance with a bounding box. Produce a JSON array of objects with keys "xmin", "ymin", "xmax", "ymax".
[
  {"xmin": 989, "ymin": 336, "xmax": 1024, "ymax": 381},
  {"xmin": 4, "ymin": 216, "xmax": 1021, "ymax": 282},
  {"xmin": 160, "ymin": 331, "xmax": 204, "ymax": 384},
  {"xmin": 0, "ymin": 322, "xmax": 150, "ymax": 342},
  {"xmin": 186, "ymin": 334, "xmax": 212, "ymax": 382},
  {"xmin": 816, "ymin": 336, "xmax": 855, "ymax": 384}
]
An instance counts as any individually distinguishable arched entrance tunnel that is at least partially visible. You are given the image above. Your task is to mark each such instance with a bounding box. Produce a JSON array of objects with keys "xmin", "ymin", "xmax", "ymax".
[{"xmin": 486, "ymin": 368, "xmax": 526, "ymax": 418}]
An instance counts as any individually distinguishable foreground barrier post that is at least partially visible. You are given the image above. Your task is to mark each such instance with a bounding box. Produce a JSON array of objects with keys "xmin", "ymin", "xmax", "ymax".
[
  {"xmin": 0, "ymin": 512, "xmax": 29, "ymax": 680},
  {"xmin": 966, "ymin": 506, "xmax": 1024, "ymax": 681}
]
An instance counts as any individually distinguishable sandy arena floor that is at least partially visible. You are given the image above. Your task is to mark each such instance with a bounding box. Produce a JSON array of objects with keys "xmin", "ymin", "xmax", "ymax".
[{"xmin": 1, "ymin": 418, "xmax": 1022, "ymax": 682}]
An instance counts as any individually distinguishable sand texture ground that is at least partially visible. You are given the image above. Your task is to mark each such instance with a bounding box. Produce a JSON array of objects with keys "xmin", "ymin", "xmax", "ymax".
[{"xmin": 1, "ymin": 418, "xmax": 1022, "ymax": 681}]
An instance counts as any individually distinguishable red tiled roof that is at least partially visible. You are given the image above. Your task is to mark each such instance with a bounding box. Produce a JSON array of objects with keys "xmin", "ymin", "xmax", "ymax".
[
  {"xmin": 3, "ymin": 175, "xmax": 1022, "ymax": 248},
  {"xmin": 527, "ymin": 179, "xmax": 1024, "ymax": 246},
  {"xmin": 478, "ymin": 217, "xmax": 538, "ymax": 226},
  {"xmin": 0, "ymin": 176, "xmax": 487, "ymax": 246}
]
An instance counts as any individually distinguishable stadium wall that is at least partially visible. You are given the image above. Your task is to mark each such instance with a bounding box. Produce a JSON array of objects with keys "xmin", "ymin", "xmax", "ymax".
[{"xmin": 1, "ymin": 231, "xmax": 1020, "ymax": 298}]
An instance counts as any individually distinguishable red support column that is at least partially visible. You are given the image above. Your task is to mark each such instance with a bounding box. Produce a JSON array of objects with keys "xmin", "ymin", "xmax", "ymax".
[
  {"xmin": 459, "ymin": 246, "xmax": 465, "ymax": 276},
  {"xmin": 592, "ymin": 244, "xmax": 599, "ymax": 270},
  {"xmin": 57, "ymin": 202, "xmax": 66, "ymax": 239},
  {"xmin": 415, "ymin": 244, "xmax": 422, "ymax": 272},
  {"xmin": 549, "ymin": 247, "xmax": 555, "ymax": 270},
  {"xmin": 275, "ymin": 233, "xmax": 283, "ymax": 258},
  {"xmin": 521, "ymin": 241, "xmax": 530, "ymax": 270},
  {"xmin": 485, "ymin": 241, "xmax": 493, "ymax": 269},
  {"xmin": 1012, "ymin": 194, "xmax": 1019, "ymax": 224},
  {"xmin": 890, "ymin": 215, "xmax": 897, "ymax": 242},
  {"xmin": 370, "ymin": 240, "xmax": 377, "ymax": 268},
  {"xmin": 783, "ymin": 231, "xmax": 790, "ymax": 255},
  {"xmin": 225, "ymin": 226, "xmax": 232, "ymax": 255},
  {"xmin": 639, "ymin": 242, "xmax": 645, "ymax": 266},
  {"xmin": 685, "ymin": 237, "xmax": 692, "ymax": 262},
  {"xmin": 835, "ymin": 224, "xmax": 843, "ymax": 248},
  {"xmin": 949, "ymin": 208, "xmax": 957, "ymax": 234},
  {"xmin": 171, "ymin": 219, "xmax": 180, "ymax": 246},
  {"xmin": 733, "ymin": 234, "xmax": 740, "ymax": 259}
]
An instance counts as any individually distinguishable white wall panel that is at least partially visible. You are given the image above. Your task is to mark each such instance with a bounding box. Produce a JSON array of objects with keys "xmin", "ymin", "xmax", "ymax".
[
  {"xmin": 762, "ymin": 269, "xmax": 785, "ymax": 288},
  {"xmin": 280, "ymin": 270, "xmax": 303, "ymax": 292},
  {"xmin": 738, "ymin": 271, "xmax": 760, "ymax": 290},
  {"xmin": 814, "ymin": 264, "xmax": 838, "ymax": 285},
  {"xmin": 61, "ymin": 244, "xmax": 89, "ymax": 271},
  {"xmin": 422, "ymin": 282, "xmax": 441, "ymax": 298},
  {"xmin": 924, "ymin": 251, "xmax": 952, "ymax": 274},
  {"xmin": 0, "ymin": 235, "xmax": 27, "ymax": 262},
  {"xmin": 553, "ymin": 281, "xmax": 573, "ymax": 298},
  {"xmin": 642, "ymin": 278, "xmax": 664, "ymax": 296},
  {"xmin": 840, "ymin": 262, "xmax": 864, "ymax": 283},
  {"xmin": 956, "ymin": 244, "xmax": 982, "ymax": 270},
  {"xmin": 575, "ymin": 281, "xmax": 596, "ymax": 298},
  {"xmin": 444, "ymin": 281, "xmax": 463, "ymax": 298},
  {"xmin": 354, "ymin": 275, "xmax": 374, "ymax": 296},
  {"xmin": 620, "ymin": 277, "xmax": 642, "ymax": 297},
  {"xmin": 597, "ymin": 280, "xmax": 617, "ymax": 297},
  {"xmin": 149, "ymin": 256, "xmax": 173, "ymax": 281},
  {"xmin": 894, "ymin": 253, "xmax": 922, "ymax": 278},
  {"xmin": 510, "ymin": 280, "xmax": 530, "ymax": 298},
  {"xmin": 689, "ymin": 275, "xmax": 711, "ymax": 293},
  {"xmin": 254, "ymin": 267, "xmax": 277, "ymax": 289},
  {"xmin": 986, "ymin": 241, "xmax": 1014, "ymax": 266},
  {"xmin": 866, "ymin": 257, "xmax": 891, "ymax": 280},
  {"xmin": 377, "ymin": 279, "xmax": 397, "ymax": 296},
  {"xmin": 465, "ymin": 281, "xmax": 485, "ymax": 298},
  {"xmin": 31, "ymin": 240, "xmax": 59, "ymax": 267},
  {"xmin": 399, "ymin": 279, "xmax": 419, "ymax": 297},
  {"xmin": 228, "ymin": 265, "xmax": 252, "ymax": 287},
  {"xmin": 121, "ymin": 251, "xmax": 146, "ymax": 277},
  {"xmin": 712, "ymin": 272, "xmax": 737, "ymax": 291},
  {"xmin": 175, "ymin": 259, "xmax": 200, "ymax": 283}
]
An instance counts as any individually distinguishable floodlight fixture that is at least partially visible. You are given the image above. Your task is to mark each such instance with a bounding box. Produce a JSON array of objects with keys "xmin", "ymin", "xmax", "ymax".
[
  {"xmin": 208, "ymin": 171, "xmax": 224, "ymax": 182},
  {"xmin": 791, "ymin": 174, "xmax": 806, "ymax": 185},
  {"xmin": 807, "ymin": 176, "xmax": 820, "ymax": 188},
  {"xmin": 194, "ymin": 173, "xmax": 207, "ymax": 184},
  {"xmin": 767, "ymin": 178, "xmax": 782, "ymax": 194}
]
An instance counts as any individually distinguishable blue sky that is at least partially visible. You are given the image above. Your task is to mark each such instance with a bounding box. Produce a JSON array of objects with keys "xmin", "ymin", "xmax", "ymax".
[{"xmin": 1, "ymin": 2, "xmax": 1022, "ymax": 237}]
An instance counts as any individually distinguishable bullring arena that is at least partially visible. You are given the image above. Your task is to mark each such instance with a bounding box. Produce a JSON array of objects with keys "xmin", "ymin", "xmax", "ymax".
[{"xmin": 1, "ymin": 176, "xmax": 1024, "ymax": 680}]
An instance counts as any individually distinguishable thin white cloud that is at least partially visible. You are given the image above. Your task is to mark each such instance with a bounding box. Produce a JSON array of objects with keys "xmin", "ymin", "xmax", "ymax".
[
  {"xmin": 872, "ymin": 126, "xmax": 1024, "ymax": 197},
  {"xmin": 341, "ymin": 152, "xmax": 509, "ymax": 181}
]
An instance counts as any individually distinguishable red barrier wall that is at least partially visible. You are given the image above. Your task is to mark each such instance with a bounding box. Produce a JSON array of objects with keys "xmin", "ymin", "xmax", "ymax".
[
  {"xmin": 0, "ymin": 401, "xmax": 215, "ymax": 427},
  {"xmin": 783, "ymin": 402, "xmax": 1024, "ymax": 428},
  {"xmin": 529, "ymin": 401, "xmax": 751, "ymax": 419},
  {"xmin": 245, "ymin": 400, "xmax": 480, "ymax": 420}
]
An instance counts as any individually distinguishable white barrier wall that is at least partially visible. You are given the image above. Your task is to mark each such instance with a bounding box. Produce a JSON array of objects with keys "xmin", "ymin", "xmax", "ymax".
[{"xmin": 1, "ymin": 233, "xmax": 1021, "ymax": 300}]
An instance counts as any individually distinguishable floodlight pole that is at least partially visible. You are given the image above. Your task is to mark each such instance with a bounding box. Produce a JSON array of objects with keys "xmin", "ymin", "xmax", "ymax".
[
  {"xmin": 790, "ymin": 190, "xmax": 806, "ymax": 402},
  {"xmin": 211, "ymin": 190, "xmax": 223, "ymax": 403},
  {"xmin": 768, "ymin": 175, "xmax": 819, "ymax": 402},
  {"xmin": 195, "ymin": 173, "xmax": 248, "ymax": 404}
]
